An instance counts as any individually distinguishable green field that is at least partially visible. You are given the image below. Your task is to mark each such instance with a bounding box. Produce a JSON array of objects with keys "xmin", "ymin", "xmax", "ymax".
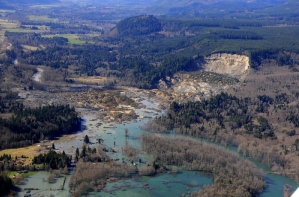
[
  {"xmin": 43, "ymin": 34, "xmax": 91, "ymax": 44},
  {"xmin": 0, "ymin": 19, "xmax": 48, "ymax": 35},
  {"xmin": 0, "ymin": 9, "xmax": 15, "ymax": 14},
  {"xmin": 30, "ymin": 4, "xmax": 63, "ymax": 8},
  {"xmin": 28, "ymin": 15, "xmax": 58, "ymax": 22}
]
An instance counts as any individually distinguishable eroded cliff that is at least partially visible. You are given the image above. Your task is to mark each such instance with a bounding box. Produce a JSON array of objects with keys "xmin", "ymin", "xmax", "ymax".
[{"xmin": 157, "ymin": 53, "xmax": 250, "ymax": 103}]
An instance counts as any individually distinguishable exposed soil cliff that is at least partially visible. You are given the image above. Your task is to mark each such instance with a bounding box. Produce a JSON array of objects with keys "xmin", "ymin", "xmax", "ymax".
[
  {"xmin": 203, "ymin": 53, "xmax": 250, "ymax": 79},
  {"xmin": 158, "ymin": 53, "xmax": 250, "ymax": 103}
]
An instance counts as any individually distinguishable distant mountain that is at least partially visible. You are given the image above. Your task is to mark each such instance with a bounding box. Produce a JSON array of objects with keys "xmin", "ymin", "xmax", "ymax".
[
  {"xmin": 0, "ymin": 0, "xmax": 60, "ymax": 9},
  {"xmin": 147, "ymin": 0, "xmax": 290, "ymax": 16},
  {"xmin": 0, "ymin": 0, "xmax": 59, "ymax": 3},
  {"xmin": 155, "ymin": 0, "xmax": 287, "ymax": 7}
]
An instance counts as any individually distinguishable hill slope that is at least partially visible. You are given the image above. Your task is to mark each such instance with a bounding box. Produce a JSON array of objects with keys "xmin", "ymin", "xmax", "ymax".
[
  {"xmin": 0, "ymin": 0, "xmax": 60, "ymax": 8},
  {"xmin": 116, "ymin": 15, "xmax": 162, "ymax": 37}
]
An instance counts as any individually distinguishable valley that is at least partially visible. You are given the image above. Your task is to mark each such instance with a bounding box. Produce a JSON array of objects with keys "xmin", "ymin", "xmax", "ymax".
[{"xmin": 0, "ymin": 0, "xmax": 299, "ymax": 197}]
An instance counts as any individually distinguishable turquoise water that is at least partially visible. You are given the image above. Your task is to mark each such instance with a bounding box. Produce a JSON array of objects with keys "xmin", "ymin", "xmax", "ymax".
[
  {"xmin": 89, "ymin": 171, "xmax": 212, "ymax": 197},
  {"xmin": 16, "ymin": 171, "xmax": 71, "ymax": 197}
]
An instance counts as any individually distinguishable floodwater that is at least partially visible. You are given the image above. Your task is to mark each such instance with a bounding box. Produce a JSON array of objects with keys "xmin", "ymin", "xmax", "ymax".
[
  {"xmin": 89, "ymin": 171, "xmax": 212, "ymax": 197},
  {"xmin": 17, "ymin": 96, "xmax": 298, "ymax": 196},
  {"xmin": 16, "ymin": 171, "xmax": 71, "ymax": 197}
]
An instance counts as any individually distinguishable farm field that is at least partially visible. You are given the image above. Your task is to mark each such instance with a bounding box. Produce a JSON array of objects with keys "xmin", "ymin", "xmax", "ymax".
[
  {"xmin": 28, "ymin": 15, "xmax": 58, "ymax": 22},
  {"xmin": 0, "ymin": 146, "xmax": 37, "ymax": 166},
  {"xmin": 0, "ymin": 19, "xmax": 47, "ymax": 35},
  {"xmin": 21, "ymin": 45, "xmax": 39, "ymax": 51},
  {"xmin": 43, "ymin": 34, "xmax": 92, "ymax": 44}
]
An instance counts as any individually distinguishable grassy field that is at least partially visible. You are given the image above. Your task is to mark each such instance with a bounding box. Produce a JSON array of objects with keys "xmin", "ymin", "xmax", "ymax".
[
  {"xmin": 0, "ymin": 9, "xmax": 15, "ymax": 13},
  {"xmin": 43, "ymin": 34, "xmax": 88, "ymax": 44},
  {"xmin": 30, "ymin": 4, "xmax": 62, "ymax": 9},
  {"xmin": 0, "ymin": 19, "xmax": 48, "ymax": 35},
  {"xmin": 68, "ymin": 38, "xmax": 86, "ymax": 44},
  {"xmin": 0, "ymin": 19, "xmax": 18, "ymax": 28},
  {"xmin": 0, "ymin": 145, "xmax": 37, "ymax": 166},
  {"xmin": 0, "ymin": 29, "xmax": 46, "ymax": 36},
  {"xmin": 28, "ymin": 15, "xmax": 58, "ymax": 22},
  {"xmin": 22, "ymin": 45, "xmax": 39, "ymax": 51}
]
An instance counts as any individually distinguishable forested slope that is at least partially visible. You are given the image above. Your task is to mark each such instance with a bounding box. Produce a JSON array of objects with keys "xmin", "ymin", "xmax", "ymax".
[{"xmin": 0, "ymin": 92, "xmax": 80, "ymax": 150}]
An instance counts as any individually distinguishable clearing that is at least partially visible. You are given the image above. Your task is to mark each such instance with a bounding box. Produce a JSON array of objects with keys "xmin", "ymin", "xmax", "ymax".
[{"xmin": 43, "ymin": 34, "xmax": 88, "ymax": 44}]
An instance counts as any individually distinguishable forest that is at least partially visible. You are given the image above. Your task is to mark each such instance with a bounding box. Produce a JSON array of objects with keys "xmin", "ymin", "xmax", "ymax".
[
  {"xmin": 145, "ymin": 92, "xmax": 282, "ymax": 139},
  {"xmin": 0, "ymin": 92, "xmax": 80, "ymax": 149}
]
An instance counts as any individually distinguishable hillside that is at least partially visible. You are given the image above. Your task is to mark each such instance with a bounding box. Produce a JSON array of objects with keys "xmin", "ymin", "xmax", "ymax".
[
  {"xmin": 116, "ymin": 15, "xmax": 162, "ymax": 37},
  {"xmin": 0, "ymin": 0, "xmax": 60, "ymax": 8},
  {"xmin": 148, "ymin": 0, "xmax": 293, "ymax": 17}
]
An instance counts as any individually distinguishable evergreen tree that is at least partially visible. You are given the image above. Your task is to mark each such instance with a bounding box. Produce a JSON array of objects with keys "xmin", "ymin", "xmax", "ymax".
[
  {"xmin": 76, "ymin": 147, "xmax": 79, "ymax": 157},
  {"xmin": 84, "ymin": 135, "xmax": 90, "ymax": 144}
]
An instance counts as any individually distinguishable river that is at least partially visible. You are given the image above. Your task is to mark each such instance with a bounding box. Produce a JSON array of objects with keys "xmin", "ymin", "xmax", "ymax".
[{"xmin": 16, "ymin": 96, "xmax": 298, "ymax": 197}]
